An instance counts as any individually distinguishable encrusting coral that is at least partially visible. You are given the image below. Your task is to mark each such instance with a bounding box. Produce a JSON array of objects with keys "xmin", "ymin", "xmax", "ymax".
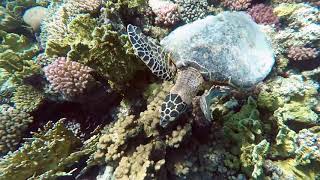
[
  {"xmin": 43, "ymin": 57, "xmax": 96, "ymax": 100},
  {"xmin": 0, "ymin": 104, "xmax": 33, "ymax": 154}
]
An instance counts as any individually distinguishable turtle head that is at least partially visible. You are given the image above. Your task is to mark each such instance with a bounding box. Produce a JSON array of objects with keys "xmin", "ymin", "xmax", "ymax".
[{"xmin": 160, "ymin": 93, "xmax": 187, "ymax": 127}]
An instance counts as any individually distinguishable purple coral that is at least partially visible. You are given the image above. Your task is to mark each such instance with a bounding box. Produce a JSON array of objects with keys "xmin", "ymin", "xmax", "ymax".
[
  {"xmin": 248, "ymin": 4, "xmax": 279, "ymax": 26},
  {"xmin": 153, "ymin": 3, "xmax": 180, "ymax": 26},
  {"xmin": 222, "ymin": 0, "xmax": 252, "ymax": 11},
  {"xmin": 287, "ymin": 46, "xmax": 319, "ymax": 61},
  {"xmin": 43, "ymin": 57, "xmax": 95, "ymax": 99}
]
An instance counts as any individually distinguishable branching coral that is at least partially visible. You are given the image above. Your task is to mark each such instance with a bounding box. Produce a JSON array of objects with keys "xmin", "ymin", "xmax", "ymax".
[
  {"xmin": 149, "ymin": 0, "xmax": 181, "ymax": 26},
  {"xmin": 113, "ymin": 141, "xmax": 166, "ymax": 179},
  {"xmin": 221, "ymin": 0, "xmax": 252, "ymax": 11},
  {"xmin": 43, "ymin": 57, "xmax": 96, "ymax": 100},
  {"xmin": 176, "ymin": 0, "xmax": 208, "ymax": 23},
  {"xmin": 95, "ymin": 81, "xmax": 196, "ymax": 179},
  {"xmin": 0, "ymin": 104, "xmax": 33, "ymax": 154},
  {"xmin": 287, "ymin": 46, "xmax": 318, "ymax": 61},
  {"xmin": 248, "ymin": 4, "xmax": 279, "ymax": 26},
  {"xmin": 12, "ymin": 85, "xmax": 44, "ymax": 112}
]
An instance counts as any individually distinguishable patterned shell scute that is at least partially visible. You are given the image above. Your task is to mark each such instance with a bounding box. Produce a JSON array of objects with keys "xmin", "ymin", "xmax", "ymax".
[{"xmin": 160, "ymin": 12, "xmax": 275, "ymax": 88}]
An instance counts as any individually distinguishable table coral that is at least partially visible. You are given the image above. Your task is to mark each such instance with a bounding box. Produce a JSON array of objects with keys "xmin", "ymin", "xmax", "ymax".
[{"xmin": 0, "ymin": 104, "xmax": 33, "ymax": 154}]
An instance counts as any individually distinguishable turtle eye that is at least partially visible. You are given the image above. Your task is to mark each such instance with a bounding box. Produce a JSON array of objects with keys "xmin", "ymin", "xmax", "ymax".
[{"xmin": 159, "ymin": 93, "xmax": 187, "ymax": 127}]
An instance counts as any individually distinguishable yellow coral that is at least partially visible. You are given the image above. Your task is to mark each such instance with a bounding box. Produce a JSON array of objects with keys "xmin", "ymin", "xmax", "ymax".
[
  {"xmin": 12, "ymin": 85, "xmax": 44, "ymax": 112},
  {"xmin": 274, "ymin": 3, "xmax": 301, "ymax": 17},
  {"xmin": 113, "ymin": 141, "xmax": 165, "ymax": 180}
]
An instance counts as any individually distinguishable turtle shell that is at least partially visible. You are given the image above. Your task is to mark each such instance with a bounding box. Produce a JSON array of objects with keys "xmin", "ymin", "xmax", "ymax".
[{"xmin": 160, "ymin": 12, "xmax": 275, "ymax": 88}]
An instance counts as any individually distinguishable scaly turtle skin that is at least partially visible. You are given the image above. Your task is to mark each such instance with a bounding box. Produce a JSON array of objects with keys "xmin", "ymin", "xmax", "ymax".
[{"xmin": 127, "ymin": 12, "xmax": 274, "ymax": 127}]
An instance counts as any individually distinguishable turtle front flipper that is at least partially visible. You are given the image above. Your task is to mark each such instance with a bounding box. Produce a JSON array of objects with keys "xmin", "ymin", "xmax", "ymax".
[
  {"xmin": 200, "ymin": 86, "xmax": 231, "ymax": 121},
  {"xmin": 127, "ymin": 24, "xmax": 175, "ymax": 81}
]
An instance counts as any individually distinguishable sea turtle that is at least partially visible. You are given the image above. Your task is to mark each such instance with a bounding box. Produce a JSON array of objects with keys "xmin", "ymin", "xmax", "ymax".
[{"xmin": 127, "ymin": 12, "xmax": 274, "ymax": 127}]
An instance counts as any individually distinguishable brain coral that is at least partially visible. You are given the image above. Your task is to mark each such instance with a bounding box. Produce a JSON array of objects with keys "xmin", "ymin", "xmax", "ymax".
[
  {"xmin": 43, "ymin": 57, "xmax": 96, "ymax": 100},
  {"xmin": 22, "ymin": 6, "xmax": 47, "ymax": 31},
  {"xmin": 0, "ymin": 105, "xmax": 33, "ymax": 154}
]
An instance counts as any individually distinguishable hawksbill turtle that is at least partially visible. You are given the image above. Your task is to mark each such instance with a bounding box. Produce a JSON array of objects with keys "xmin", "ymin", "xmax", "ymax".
[{"xmin": 127, "ymin": 12, "xmax": 275, "ymax": 127}]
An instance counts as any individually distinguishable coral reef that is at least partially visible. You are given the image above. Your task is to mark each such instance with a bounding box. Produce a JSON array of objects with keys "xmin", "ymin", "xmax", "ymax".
[
  {"xmin": 0, "ymin": 104, "xmax": 33, "ymax": 154},
  {"xmin": 149, "ymin": 0, "xmax": 181, "ymax": 26},
  {"xmin": 248, "ymin": 4, "xmax": 279, "ymax": 26},
  {"xmin": 175, "ymin": 0, "xmax": 208, "ymax": 23},
  {"xmin": 221, "ymin": 0, "xmax": 252, "ymax": 11},
  {"xmin": 287, "ymin": 46, "xmax": 319, "ymax": 61},
  {"xmin": 12, "ymin": 85, "xmax": 44, "ymax": 112},
  {"xmin": 0, "ymin": 0, "xmax": 320, "ymax": 179},
  {"xmin": 0, "ymin": 119, "xmax": 98, "ymax": 179},
  {"xmin": 43, "ymin": 57, "xmax": 96, "ymax": 100},
  {"xmin": 0, "ymin": 30, "xmax": 40, "ymax": 85}
]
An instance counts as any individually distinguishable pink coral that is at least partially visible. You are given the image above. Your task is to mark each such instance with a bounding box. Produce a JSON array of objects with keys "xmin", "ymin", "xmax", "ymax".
[
  {"xmin": 153, "ymin": 3, "xmax": 180, "ymax": 26},
  {"xmin": 287, "ymin": 46, "xmax": 319, "ymax": 61},
  {"xmin": 222, "ymin": 0, "xmax": 252, "ymax": 11},
  {"xmin": 248, "ymin": 4, "xmax": 280, "ymax": 26},
  {"xmin": 43, "ymin": 57, "xmax": 95, "ymax": 99}
]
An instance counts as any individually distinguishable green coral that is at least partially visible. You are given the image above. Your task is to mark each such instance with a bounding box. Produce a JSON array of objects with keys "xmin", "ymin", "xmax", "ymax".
[
  {"xmin": 274, "ymin": 3, "xmax": 301, "ymax": 17},
  {"xmin": 223, "ymin": 97, "xmax": 263, "ymax": 147},
  {"xmin": 0, "ymin": 119, "xmax": 96, "ymax": 179},
  {"xmin": 258, "ymin": 75, "xmax": 319, "ymax": 127},
  {"xmin": 271, "ymin": 126, "xmax": 297, "ymax": 158},
  {"xmin": 0, "ymin": 30, "xmax": 40, "ymax": 84},
  {"xmin": 0, "ymin": 7, "xmax": 26, "ymax": 33},
  {"xmin": 45, "ymin": 14, "xmax": 144, "ymax": 89},
  {"xmin": 12, "ymin": 85, "xmax": 45, "ymax": 112},
  {"xmin": 275, "ymin": 101, "xmax": 319, "ymax": 125}
]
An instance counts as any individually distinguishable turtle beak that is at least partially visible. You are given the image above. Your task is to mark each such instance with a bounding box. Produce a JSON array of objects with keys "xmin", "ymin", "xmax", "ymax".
[{"xmin": 159, "ymin": 93, "xmax": 188, "ymax": 128}]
